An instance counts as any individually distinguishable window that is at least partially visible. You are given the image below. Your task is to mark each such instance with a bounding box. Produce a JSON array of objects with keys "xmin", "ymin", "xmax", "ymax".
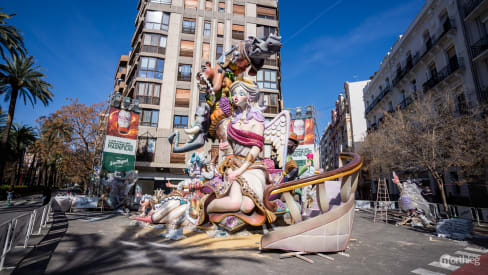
[
  {"xmin": 428, "ymin": 62, "xmax": 437, "ymax": 78},
  {"xmin": 217, "ymin": 22, "xmax": 224, "ymax": 38},
  {"xmin": 257, "ymin": 69, "xmax": 277, "ymax": 89},
  {"xmin": 175, "ymin": 89, "xmax": 190, "ymax": 107},
  {"xmin": 257, "ymin": 25, "xmax": 276, "ymax": 38},
  {"xmin": 261, "ymin": 93, "xmax": 279, "ymax": 114},
  {"xmin": 216, "ymin": 44, "xmax": 223, "ymax": 59},
  {"xmin": 145, "ymin": 11, "xmax": 170, "ymax": 31},
  {"xmin": 151, "ymin": 0, "xmax": 171, "ymax": 4},
  {"xmin": 203, "ymin": 21, "xmax": 211, "ymax": 37},
  {"xmin": 178, "ymin": 64, "xmax": 192, "ymax": 81},
  {"xmin": 137, "ymin": 82, "xmax": 161, "ymax": 105},
  {"xmin": 182, "ymin": 18, "xmax": 196, "ymax": 34},
  {"xmin": 406, "ymin": 51, "xmax": 413, "ymax": 68},
  {"xmin": 423, "ymin": 30, "xmax": 432, "ymax": 50},
  {"xmin": 142, "ymin": 34, "xmax": 167, "ymax": 54},
  {"xmin": 218, "ymin": 2, "xmax": 225, "ymax": 13},
  {"xmin": 457, "ymin": 93, "xmax": 468, "ymax": 114},
  {"xmin": 232, "ymin": 24, "xmax": 245, "ymax": 40},
  {"xmin": 205, "ymin": 0, "xmax": 213, "ymax": 11},
  {"xmin": 411, "ymin": 79, "xmax": 417, "ymax": 92},
  {"xmin": 184, "ymin": 0, "xmax": 198, "ymax": 9},
  {"xmin": 202, "ymin": 43, "xmax": 210, "ymax": 60},
  {"xmin": 257, "ymin": 5, "xmax": 276, "ymax": 20},
  {"xmin": 180, "ymin": 40, "xmax": 194, "ymax": 57},
  {"xmin": 137, "ymin": 136, "xmax": 156, "ymax": 162},
  {"xmin": 173, "ymin": 115, "xmax": 188, "ymax": 128},
  {"xmin": 233, "ymin": 4, "xmax": 245, "ymax": 16},
  {"xmin": 140, "ymin": 109, "xmax": 159, "ymax": 127},
  {"xmin": 447, "ymin": 46, "xmax": 458, "ymax": 68},
  {"xmin": 138, "ymin": 57, "xmax": 164, "ymax": 79}
]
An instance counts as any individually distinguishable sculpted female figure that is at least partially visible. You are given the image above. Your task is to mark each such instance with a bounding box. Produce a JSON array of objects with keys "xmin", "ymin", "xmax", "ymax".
[{"xmin": 197, "ymin": 80, "xmax": 275, "ymax": 231}]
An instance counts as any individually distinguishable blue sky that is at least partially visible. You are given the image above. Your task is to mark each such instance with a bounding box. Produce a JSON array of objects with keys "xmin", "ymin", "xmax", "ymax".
[{"xmin": 1, "ymin": 0, "xmax": 424, "ymax": 132}]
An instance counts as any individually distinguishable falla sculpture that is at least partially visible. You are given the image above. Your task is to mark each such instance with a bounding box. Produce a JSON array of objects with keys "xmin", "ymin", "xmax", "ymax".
[{"xmin": 134, "ymin": 33, "xmax": 363, "ymax": 255}]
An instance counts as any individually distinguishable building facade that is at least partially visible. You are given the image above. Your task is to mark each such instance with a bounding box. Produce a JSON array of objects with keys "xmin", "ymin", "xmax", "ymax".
[
  {"xmin": 363, "ymin": 0, "xmax": 488, "ymax": 202},
  {"xmin": 112, "ymin": 0, "xmax": 283, "ymax": 188},
  {"xmin": 364, "ymin": 0, "xmax": 486, "ymax": 133},
  {"xmin": 319, "ymin": 80, "xmax": 369, "ymax": 171}
]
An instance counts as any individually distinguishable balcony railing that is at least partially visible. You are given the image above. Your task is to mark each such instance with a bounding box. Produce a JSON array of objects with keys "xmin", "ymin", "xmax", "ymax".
[
  {"xmin": 182, "ymin": 27, "xmax": 195, "ymax": 34},
  {"xmin": 178, "ymin": 73, "xmax": 191, "ymax": 81},
  {"xmin": 471, "ymin": 34, "xmax": 488, "ymax": 59},
  {"xmin": 142, "ymin": 45, "xmax": 166, "ymax": 55},
  {"xmin": 422, "ymin": 57, "xmax": 464, "ymax": 92},
  {"xmin": 390, "ymin": 18, "xmax": 456, "ymax": 88},
  {"xmin": 365, "ymin": 85, "xmax": 391, "ymax": 115},
  {"xmin": 463, "ymin": 0, "xmax": 484, "ymax": 17}
]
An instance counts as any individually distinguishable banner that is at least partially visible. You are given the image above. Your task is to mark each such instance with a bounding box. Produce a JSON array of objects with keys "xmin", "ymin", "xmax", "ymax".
[
  {"xmin": 102, "ymin": 107, "xmax": 140, "ymax": 172},
  {"xmin": 103, "ymin": 135, "xmax": 137, "ymax": 155},
  {"xmin": 107, "ymin": 107, "xmax": 139, "ymax": 140},
  {"xmin": 290, "ymin": 118, "xmax": 314, "ymax": 145},
  {"xmin": 102, "ymin": 152, "xmax": 135, "ymax": 172},
  {"xmin": 290, "ymin": 144, "xmax": 314, "ymax": 167}
]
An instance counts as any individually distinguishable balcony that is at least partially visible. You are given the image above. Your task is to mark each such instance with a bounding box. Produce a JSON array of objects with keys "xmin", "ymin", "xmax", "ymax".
[
  {"xmin": 422, "ymin": 57, "xmax": 464, "ymax": 92},
  {"xmin": 399, "ymin": 95, "xmax": 414, "ymax": 109},
  {"xmin": 182, "ymin": 26, "xmax": 195, "ymax": 34},
  {"xmin": 463, "ymin": 0, "xmax": 486, "ymax": 18},
  {"xmin": 471, "ymin": 34, "xmax": 488, "ymax": 61},
  {"xmin": 365, "ymin": 85, "xmax": 391, "ymax": 115},
  {"xmin": 390, "ymin": 19, "xmax": 456, "ymax": 88},
  {"xmin": 142, "ymin": 45, "xmax": 166, "ymax": 55},
  {"xmin": 177, "ymin": 73, "xmax": 192, "ymax": 82}
]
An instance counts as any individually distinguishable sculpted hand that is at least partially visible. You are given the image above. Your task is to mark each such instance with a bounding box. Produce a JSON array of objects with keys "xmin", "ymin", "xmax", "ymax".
[{"xmin": 227, "ymin": 169, "xmax": 241, "ymax": 183}]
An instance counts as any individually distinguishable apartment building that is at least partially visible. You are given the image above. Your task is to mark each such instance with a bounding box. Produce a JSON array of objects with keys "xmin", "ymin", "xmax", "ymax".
[
  {"xmin": 459, "ymin": 0, "xmax": 488, "ymax": 102},
  {"xmin": 114, "ymin": 0, "xmax": 282, "ymax": 187},
  {"xmin": 363, "ymin": 0, "xmax": 488, "ymax": 202},
  {"xmin": 364, "ymin": 0, "xmax": 485, "ymax": 133},
  {"xmin": 319, "ymin": 80, "xmax": 369, "ymax": 170}
]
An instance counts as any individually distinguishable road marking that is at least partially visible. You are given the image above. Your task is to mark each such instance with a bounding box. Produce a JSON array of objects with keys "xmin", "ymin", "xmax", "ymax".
[
  {"xmin": 428, "ymin": 261, "xmax": 459, "ymax": 271},
  {"xmin": 465, "ymin": 247, "xmax": 488, "ymax": 254},
  {"xmin": 411, "ymin": 268, "xmax": 446, "ymax": 275},
  {"xmin": 455, "ymin": 251, "xmax": 481, "ymax": 258}
]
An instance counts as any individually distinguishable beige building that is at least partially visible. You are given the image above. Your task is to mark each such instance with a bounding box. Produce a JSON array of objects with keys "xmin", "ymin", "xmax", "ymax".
[{"xmin": 112, "ymin": 0, "xmax": 282, "ymax": 187}]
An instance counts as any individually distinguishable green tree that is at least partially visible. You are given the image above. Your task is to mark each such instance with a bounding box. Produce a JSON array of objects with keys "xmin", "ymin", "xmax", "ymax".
[
  {"xmin": 0, "ymin": 55, "xmax": 53, "ymax": 183},
  {"xmin": 8, "ymin": 123, "xmax": 36, "ymax": 187},
  {"xmin": 0, "ymin": 11, "xmax": 26, "ymax": 58}
]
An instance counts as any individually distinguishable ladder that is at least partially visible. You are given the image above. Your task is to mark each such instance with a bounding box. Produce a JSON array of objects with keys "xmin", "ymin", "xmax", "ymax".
[{"xmin": 374, "ymin": 178, "xmax": 390, "ymax": 223}]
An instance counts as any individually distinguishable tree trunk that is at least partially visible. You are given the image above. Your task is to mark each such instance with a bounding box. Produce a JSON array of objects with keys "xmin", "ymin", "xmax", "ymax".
[
  {"xmin": 0, "ymin": 88, "xmax": 19, "ymax": 184},
  {"xmin": 431, "ymin": 169, "xmax": 449, "ymax": 215}
]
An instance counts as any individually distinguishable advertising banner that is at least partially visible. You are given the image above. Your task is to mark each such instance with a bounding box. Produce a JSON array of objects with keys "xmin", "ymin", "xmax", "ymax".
[
  {"xmin": 290, "ymin": 117, "xmax": 316, "ymax": 167},
  {"xmin": 290, "ymin": 118, "xmax": 314, "ymax": 145},
  {"xmin": 102, "ymin": 107, "xmax": 140, "ymax": 172},
  {"xmin": 102, "ymin": 152, "xmax": 135, "ymax": 172},
  {"xmin": 107, "ymin": 107, "xmax": 139, "ymax": 140}
]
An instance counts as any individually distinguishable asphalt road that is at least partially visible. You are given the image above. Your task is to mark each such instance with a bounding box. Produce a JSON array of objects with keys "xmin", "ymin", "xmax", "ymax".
[{"xmin": 6, "ymin": 209, "xmax": 488, "ymax": 275}]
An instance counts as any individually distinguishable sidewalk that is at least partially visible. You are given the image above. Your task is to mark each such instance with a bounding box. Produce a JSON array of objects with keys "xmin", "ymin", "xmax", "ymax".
[{"xmin": 6, "ymin": 209, "xmax": 486, "ymax": 275}]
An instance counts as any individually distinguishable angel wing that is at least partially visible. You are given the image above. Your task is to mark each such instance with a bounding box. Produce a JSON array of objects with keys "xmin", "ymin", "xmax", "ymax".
[{"xmin": 264, "ymin": 111, "xmax": 290, "ymax": 168}]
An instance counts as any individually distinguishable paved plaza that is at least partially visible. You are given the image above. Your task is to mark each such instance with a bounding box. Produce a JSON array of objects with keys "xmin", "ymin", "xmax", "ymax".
[{"xmin": 1, "ymin": 209, "xmax": 486, "ymax": 275}]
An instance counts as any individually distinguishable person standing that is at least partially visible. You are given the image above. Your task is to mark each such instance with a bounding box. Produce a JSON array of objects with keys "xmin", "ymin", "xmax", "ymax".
[{"xmin": 6, "ymin": 187, "xmax": 14, "ymax": 207}]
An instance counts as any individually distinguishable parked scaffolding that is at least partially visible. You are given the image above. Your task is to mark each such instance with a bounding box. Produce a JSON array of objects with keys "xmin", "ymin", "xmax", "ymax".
[{"xmin": 0, "ymin": 200, "xmax": 52, "ymax": 271}]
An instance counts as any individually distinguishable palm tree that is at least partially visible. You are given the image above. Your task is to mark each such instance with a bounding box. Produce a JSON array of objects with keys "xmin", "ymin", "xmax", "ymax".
[
  {"xmin": 0, "ymin": 11, "xmax": 26, "ymax": 58},
  {"xmin": 9, "ymin": 123, "xmax": 36, "ymax": 187},
  {"xmin": 0, "ymin": 55, "xmax": 53, "ymax": 183}
]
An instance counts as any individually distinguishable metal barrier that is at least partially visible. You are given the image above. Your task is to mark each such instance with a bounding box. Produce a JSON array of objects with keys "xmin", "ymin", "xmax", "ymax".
[{"xmin": 0, "ymin": 200, "xmax": 53, "ymax": 271}]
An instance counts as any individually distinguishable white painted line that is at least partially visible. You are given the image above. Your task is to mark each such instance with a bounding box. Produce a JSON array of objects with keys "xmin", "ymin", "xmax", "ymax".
[
  {"xmin": 455, "ymin": 251, "xmax": 481, "ymax": 258},
  {"xmin": 428, "ymin": 261, "xmax": 459, "ymax": 271},
  {"xmin": 411, "ymin": 268, "xmax": 446, "ymax": 275},
  {"xmin": 465, "ymin": 247, "xmax": 488, "ymax": 254}
]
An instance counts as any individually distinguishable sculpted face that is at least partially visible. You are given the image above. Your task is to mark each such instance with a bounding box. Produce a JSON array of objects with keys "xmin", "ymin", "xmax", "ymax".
[{"xmin": 231, "ymin": 86, "xmax": 248, "ymax": 108}]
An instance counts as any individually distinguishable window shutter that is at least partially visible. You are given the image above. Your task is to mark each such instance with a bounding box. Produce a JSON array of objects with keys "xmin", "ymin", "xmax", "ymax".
[
  {"xmin": 180, "ymin": 40, "xmax": 194, "ymax": 57},
  {"xmin": 185, "ymin": 0, "xmax": 198, "ymax": 9},
  {"xmin": 257, "ymin": 6, "xmax": 276, "ymax": 18},
  {"xmin": 202, "ymin": 43, "xmax": 210, "ymax": 60},
  {"xmin": 233, "ymin": 4, "xmax": 245, "ymax": 15},
  {"xmin": 217, "ymin": 22, "xmax": 225, "ymax": 36},
  {"xmin": 175, "ymin": 89, "xmax": 191, "ymax": 107},
  {"xmin": 232, "ymin": 24, "xmax": 244, "ymax": 32}
]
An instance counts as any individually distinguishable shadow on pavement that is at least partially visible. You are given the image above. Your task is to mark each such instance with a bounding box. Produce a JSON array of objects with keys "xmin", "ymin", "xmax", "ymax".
[
  {"xmin": 25, "ymin": 212, "xmax": 263, "ymax": 275},
  {"xmin": 12, "ymin": 212, "xmax": 68, "ymax": 275}
]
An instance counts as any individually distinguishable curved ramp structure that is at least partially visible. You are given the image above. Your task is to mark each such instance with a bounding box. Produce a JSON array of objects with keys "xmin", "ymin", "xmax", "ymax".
[{"xmin": 261, "ymin": 152, "xmax": 362, "ymax": 253}]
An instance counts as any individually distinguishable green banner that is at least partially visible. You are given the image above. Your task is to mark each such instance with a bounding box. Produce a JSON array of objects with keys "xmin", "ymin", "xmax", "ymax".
[{"xmin": 102, "ymin": 152, "xmax": 135, "ymax": 172}]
